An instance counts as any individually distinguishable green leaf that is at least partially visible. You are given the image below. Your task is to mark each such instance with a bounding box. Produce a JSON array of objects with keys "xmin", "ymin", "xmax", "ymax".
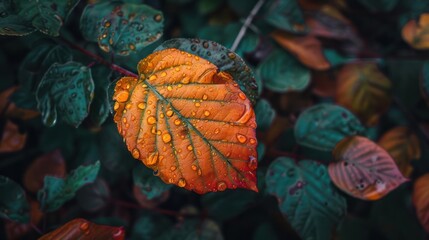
[
  {"xmin": 197, "ymin": 0, "xmax": 223, "ymax": 14},
  {"xmin": 14, "ymin": 0, "xmax": 80, "ymax": 36},
  {"xmin": 356, "ymin": 0, "xmax": 400, "ymax": 12},
  {"xmin": 36, "ymin": 61, "xmax": 95, "ymax": 127},
  {"xmin": 0, "ymin": 0, "xmax": 34, "ymax": 36},
  {"xmin": 0, "ymin": 175, "xmax": 30, "ymax": 223},
  {"xmin": 80, "ymin": 1, "xmax": 164, "ymax": 56},
  {"xmin": 201, "ymin": 189, "xmax": 258, "ymax": 221},
  {"xmin": 37, "ymin": 161, "xmax": 101, "ymax": 212},
  {"xmin": 255, "ymin": 99, "xmax": 275, "ymax": 131},
  {"xmin": 133, "ymin": 163, "xmax": 172, "ymax": 200},
  {"xmin": 131, "ymin": 213, "xmax": 172, "ymax": 240},
  {"xmin": 88, "ymin": 65, "xmax": 111, "ymax": 126},
  {"xmin": 13, "ymin": 42, "xmax": 73, "ymax": 110},
  {"xmin": 263, "ymin": 0, "xmax": 306, "ymax": 33},
  {"xmin": 323, "ymin": 49, "xmax": 353, "ymax": 68},
  {"xmin": 266, "ymin": 157, "xmax": 347, "ymax": 240},
  {"xmin": 257, "ymin": 49, "xmax": 310, "ymax": 92},
  {"xmin": 294, "ymin": 104, "xmax": 366, "ymax": 151},
  {"xmin": 156, "ymin": 38, "xmax": 259, "ymax": 105}
]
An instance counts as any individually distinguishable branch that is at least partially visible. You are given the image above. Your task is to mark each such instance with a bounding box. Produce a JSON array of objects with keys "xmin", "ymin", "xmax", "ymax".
[
  {"xmin": 59, "ymin": 38, "xmax": 138, "ymax": 78},
  {"xmin": 230, "ymin": 0, "xmax": 265, "ymax": 52}
]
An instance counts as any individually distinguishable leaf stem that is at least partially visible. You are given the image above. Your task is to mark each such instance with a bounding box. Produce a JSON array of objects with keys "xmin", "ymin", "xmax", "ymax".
[
  {"xmin": 59, "ymin": 38, "xmax": 138, "ymax": 78},
  {"xmin": 230, "ymin": 0, "xmax": 265, "ymax": 52}
]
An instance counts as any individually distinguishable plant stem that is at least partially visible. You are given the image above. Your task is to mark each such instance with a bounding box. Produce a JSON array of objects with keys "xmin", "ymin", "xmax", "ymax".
[
  {"xmin": 230, "ymin": 0, "xmax": 265, "ymax": 52},
  {"xmin": 59, "ymin": 38, "xmax": 138, "ymax": 78}
]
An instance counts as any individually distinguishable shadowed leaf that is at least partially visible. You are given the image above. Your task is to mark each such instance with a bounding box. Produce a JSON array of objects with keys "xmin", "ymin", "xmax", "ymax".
[
  {"xmin": 329, "ymin": 136, "xmax": 407, "ymax": 200},
  {"xmin": 421, "ymin": 61, "xmax": 429, "ymax": 106},
  {"xmin": 0, "ymin": 0, "xmax": 34, "ymax": 36},
  {"xmin": 255, "ymin": 99, "xmax": 275, "ymax": 131},
  {"xmin": 0, "ymin": 120, "xmax": 27, "ymax": 153},
  {"xmin": 39, "ymin": 218, "xmax": 125, "ymax": 240},
  {"xmin": 76, "ymin": 178, "xmax": 110, "ymax": 212},
  {"xmin": 36, "ymin": 61, "xmax": 95, "ymax": 127},
  {"xmin": 295, "ymin": 104, "xmax": 365, "ymax": 151},
  {"xmin": 88, "ymin": 65, "xmax": 112, "ymax": 126},
  {"xmin": 0, "ymin": 175, "xmax": 30, "ymax": 223},
  {"xmin": 0, "ymin": 87, "xmax": 39, "ymax": 120},
  {"xmin": 37, "ymin": 161, "xmax": 100, "ymax": 212},
  {"xmin": 402, "ymin": 13, "xmax": 429, "ymax": 50},
  {"xmin": 80, "ymin": 1, "xmax": 163, "ymax": 56},
  {"xmin": 266, "ymin": 157, "xmax": 347, "ymax": 240},
  {"xmin": 413, "ymin": 173, "xmax": 429, "ymax": 233},
  {"xmin": 133, "ymin": 163, "xmax": 171, "ymax": 200},
  {"xmin": 263, "ymin": 0, "xmax": 307, "ymax": 33},
  {"xmin": 156, "ymin": 38, "xmax": 258, "ymax": 105},
  {"xmin": 378, "ymin": 126, "xmax": 421, "ymax": 177},
  {"xmin": 113, "ymin": 48, "xmax": 258, "ymax": 194}
]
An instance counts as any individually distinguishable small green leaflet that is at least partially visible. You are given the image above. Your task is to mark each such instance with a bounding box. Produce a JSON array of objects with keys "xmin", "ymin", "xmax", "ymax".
[
  {"xmin": 37, "ymin": 161, "xmax": 100, "ymax": 212},
  {"xmin": 257, "ymin": 49, "xmax": 310, "ymax": 93},
  {"xmin": 0, "ymin": 175, "xmax": 30, "ymax": 223},
  {"xmin": 156, "ymin": 38, "xmax": 259, "ymax": 105},
  {"xmin": 295, "ymin": 104, "xmax": 365, "ymax": 151},
  {"xmin": 255, "ymin": 99, "xmax": 275, "ymax": 131},
  {"xmin": 12, "ymin": 0, "xmax": 80, "ymax": 36},
  {"xmin": 263, "ymin": 0, "xmax": 307, "ymax": 33},
  {"xmin": 36, "ymin": 61, "xmax": 95, "ymax": 127},
  {"xmin": 133, "ymin": 164, "xmax": 172, "ymax": 200},
  {"xmin": 80, "ymin": 1, "xmax": 164, "ymax": 56},
  {"xmin": 266, "ymin": 157, "xmax": 346, "ymax": 240}
]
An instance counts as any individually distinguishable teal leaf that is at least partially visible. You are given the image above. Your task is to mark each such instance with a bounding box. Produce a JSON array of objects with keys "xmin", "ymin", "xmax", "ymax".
[
  {"xmin": 294, "ymin": 104, "xmax": 366, "ymax": 151},
  {"xmin": 14, "ymin": 0, "xmax": 80, "ymax": 36},
  {"xmin": 257, "ymin": 49, "xmax": 310, "ymax": 92},
  {"xmin": 323, "ymin": 49, "xmax": 353, "ymax": 68},
  {"xmin": 133, "ymin": 163, "xmax": 172, "ymax": 200},
  {"xmin": 263, "ymin": 0, "xmax": 306, "ymax": 33},
  {"xmin": 0, "ymin": 175, "xmax": 30, "ymax": 223},
  {"xmin": 197, "ymin": 0, "xmax": 223, "ymax": 14},
  {"xmin": 0, "ymin": 0, "xmax": 34, "ymax": 36},
  {"xmin": 37, "ymin": 161, "xmax": 101, "ymax": 212},
  {"xmin": 131, "ymin": 213, "xmax": 172, "ymax": 240},
  {"xmin": 156, "ymin": 38, "xmax": 259, "ymax": 105},
  {"xmin": 255, "ymin": 99, "xmax": 275, "ymax": 131},
  {"xmin": 88, "ymin": 65, "xmax": 112, "ymax": 126},
  {"xmin": 201, "ymin": 189, "xmax": 258, "ymax": 221},
  {"xmin": 13, "ymin": 42, "xmax": 73, "ymax": 110},
  {"xmin": 227, "ymin": 0, "xmax": 258, "ymax": 17},
  {"xmin": 80, "ymin": 1, "xmax": 164, "ymax": 56},
  {"xmin": 36, "ymin": 61, "xmax": 95, "ymax": 127},
  {"xmin": 76, "ymin": 178, "xmax": 110, "ymax": 212},
  {"xmin": 266, "ymin": 157, "xmax": 347, "ymax": 240}
]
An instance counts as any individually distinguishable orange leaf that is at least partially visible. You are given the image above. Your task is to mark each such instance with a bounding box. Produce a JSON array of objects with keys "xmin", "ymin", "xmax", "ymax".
[
  {"xmin": 328, "ymin": 136, "xmax": 407, "ymax": 200},
  {"xmin": 378, "ymin": 126, "xmax": 421, "ymax": 177},
  {"xmin": 23, "ymin": 150, "xmax": 66, "ymax": 193},
  {"xmin": 336, "ymin": 63, "xmax": 391, "ymax": 126},
  {"xmin": 413, "ymin": 173, "xmax": 429, "ymax": 233},
  {"xmin": 271, "ymin": 30, "xmax": 330, "ymax": 71},
  {"xmin": 0, "ymin": 120, "xmax": 27, "ymax": 153},
  {"xmin": 402, "ymin": 13, "xmax": 429, "ymax": 49},
  {"xmin": 39, "ymin": 218, "xmax": 125, "ymax": 240},
  {"xmin": 113, "ymin": 48, "xmax": 258, "ymax": 194},
  {"xmin": 0, "ymin": 87, "xmax": 39, "ymax": 120}
]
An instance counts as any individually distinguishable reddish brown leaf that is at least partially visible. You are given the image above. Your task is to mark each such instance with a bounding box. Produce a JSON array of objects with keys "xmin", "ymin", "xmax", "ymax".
[
  {"xmin": 402, "ymin": 13, "xmax": 429, "ymax": 50},
  {"xmin": 336, "ymin": 63, "xmax": 391, "ymax": 126},
  {"xmin": 271, "ymin": 30, "xmax": 330, "ymax": 71},
  {"xmin": 5, "ymin": 200, "xmax": 43, "ymax": 240},
  {"xmin": 311, "ymin": 70, "xmax": 337, "ymax": 97},
  {"xmin": 113, "ymin": 48, "xmax": 257, "ymax": 194},
  {"xmin": 39, "ymin": 218, "xmax": 125, "ymax": 240},
  {"xmin": 413, "ymin": 173, "xmax": 429, "ymax": 233},
  {"xmin": 378, "ymin": 126, "xmax": 421, "ymax": 177},
  {"xmin": 0, "ymin": 120, "xmax": 27, "ymax": 153},
  {"xmin": 329, "ymin": 136, "xmax": 407, "ymax": 200},
  {"xmin": 0, "ymin": 87, "xmax": 39, "ymax": 120},
  {"xmin": 23, "ymin": 150, "xmax": 66, "ymax": 193}
]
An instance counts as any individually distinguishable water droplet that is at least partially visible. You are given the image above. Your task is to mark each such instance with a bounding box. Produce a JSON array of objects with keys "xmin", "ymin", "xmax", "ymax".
[
  {"xmin": 203, "ymin": 41, "xmax": 209, "ymax": 48},
  {"xmin": 181, "ymin": 76, "xmax": 190, "ymax": 84},
  {"xmin": 138, "ymin": 103, "xmax": 145, "ymax": 109},
  {"xmin": 191, "ymin": 164, "xmax": 197, "ymax": 171},
  {"xmin": 104, "ymin": 21, "xmax": 111, "ymax": 27},
  {"xmin": 153, "ymin": 169, "xmax": 160, "ymax": 176},
  {"xmin": 160, "ymin": 113, "xmax": 165, "ymax": 119},
  {"xmin": 132, "ymin": 148, "xmax": 140, "ymax": 158},
  {"xmin": 236, "ymin": 134, "xmax": 247, "ymax": 143},
  {"xmin": 204, "ymin": 110, "xmax": 210, "ymax": 116},
  {"xmin": 248, "ymin": 156, "xmax": 257, "ymax": 170},
  {"xmin": 166, "ymin": 110, "xmax": 174, "ymax": 117},
  {"xmin": 115, "ymin": 91, "xmax": 129, "ymax": 103},
  {"xmin": 170, "ymin": 166, "xmax": 177, "ymax": 171},
  {"xmin": 147, "ymin": 116, "xmax": 156, "ymax": 125},
  {"xmin": 126, "ymin": 103, "xmax": 132, "ymax": 109},
  {"xmin": 80, "ymin": 222, "xmax": 89, "ymax": 231},
  {"xmin": 149, "ymin": 75, "xmax": 157, "ymax": 81},
  {"xmin": 238, "ymin": 92, "xmax": 246, "ymax": 100},
  {"xmin": 214, "ymin": 128, "xmax": 220, "ymax": 134},
  {"xmin": 217, "ymin": 181, "xmax": 227, "ymax": 191},
  {"xmin": 145, "ymin": 152, "xmax": 159, "ymax": 166},
  {"xmin": 168, "ymin": 178, "xmax": 174, "ymax": 183},
  {"xmin": 195, "ymin": 102, "xmax": 201, "ymax": 107},
  {"xmin": 202, "ymin": 94, "xmax": 208, "ymax": 100},
  {"xmin": 228, "ymin": 52, "xmax": 236, "ymax": 59},
  {"xmin": 187, "ymin": 145, "xmax": 193, "ymax": 151},
  {"xmin": 162, "ymin": 133, "xmax": 172, "ymax": 143},
  {"xmin": 174, "ymin": 119, "xmax": 181, "ymax": 125},
  {"xmin": 178, "ymin": 178, "xmax": 186, "ymax": 187},
  {"xmin": 161, "ymin": 72, "xmax": 167, "ymax": 77},
  {"xmin": 114, "ymin": 102, "xmax": 120, "ymax": 110},
  {"xmin": 154, "ymin": 14, "xmax": 162, "ymax": 22},
  {"xmin": 249, "ymin": 138, "xmax": 256, "ymax": 145},
  {"xmin": 167, "ymin": 86, "xmax": 173, "ymax": 91},
  {"xmin": 129, "ymin": 43, "xmax": 135, "ymax": 50},
  {"xmin": 197, "ymin": 169, "xmax": 202, "ymax": 176},
  {"xmin": 122, "ymin": 117, "xmax": 127, "ymax": 123}
]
